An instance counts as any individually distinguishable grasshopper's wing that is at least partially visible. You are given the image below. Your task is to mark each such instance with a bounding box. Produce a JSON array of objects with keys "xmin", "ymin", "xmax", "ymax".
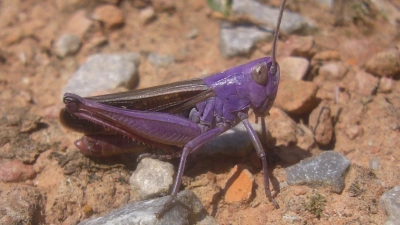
[
  {"xmin": 86, "ymin": 78, "xmax": 214, "ymax": 113},
  {"xmin": 60, "ymin": 78, "xmax": 214, "ymax": 134}
]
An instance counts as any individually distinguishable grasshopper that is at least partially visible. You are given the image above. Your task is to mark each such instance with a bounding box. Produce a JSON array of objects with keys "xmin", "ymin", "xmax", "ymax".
[{"xmin": 61, "ymin": 0, "xmax": 286, "ymax": 218}]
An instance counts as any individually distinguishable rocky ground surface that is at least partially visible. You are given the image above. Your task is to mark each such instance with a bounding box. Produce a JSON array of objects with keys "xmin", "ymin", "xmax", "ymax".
[{"xmin": 1, "ymin": 0, "xmax": 400, "ymax": 224}]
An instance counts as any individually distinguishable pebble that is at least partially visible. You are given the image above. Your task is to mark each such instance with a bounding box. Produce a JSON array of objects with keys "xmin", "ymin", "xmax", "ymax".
[
  {"xmin": 0, "ymin": 185, "xmax": 41, "ymax": 224},
  {"xmin": 4, "ymin": 27, "xmax": 23, "ymax": 45},
  {"xmin": 0, "ymin": 160, "xmax": 35, "ymax": 182},
  {"xmin": 378, "ymin": 76, "xmax": 394, "ymax": 93},
  {"xmin": 129, "ymin": 158, "xmax": 174, "ymax": 199},
  {"xmin": 356, "ymin": 70, "xmax": 379, "ymax": 96},
  {"xmin": 293, "ymin": 186, "xmax": 308, "ymax": 196},
  {"xmin": 62, "ymin": 53, "xmax": 140, "ymax": 97},
  {"xmin": 369, "ymin": 157, "xmax": 380, "ymax": 170},
  {"xmin": 370, "ymin": 0, "xmax": 400, "ymax": 26},
  {"xmin": 282, "ymin": 214, "xmax": 300, "ymax": 223},
  {"xmin": 186, "ymin": 28, "xmax": 199, "ymax": 39},
  {"xmin": 288, "ymin": 35, "xmax": 316, "ymax": 59},
  {"xmin": 139, "ymin": 6, "xmax": 156, "ymax": 25},
  {"xmin": 344, "ymin": 124, "xmax": 364, "ymax": 140},
  {"xmin": 318, "ymin": 62, "xmax": 348, "ymax": 80},
  {"xmin": 78, "ymin": 190, "xmax": 218, "ymax": 225},
  {"xmin": 309, "ymin": 103, "xmax": 333, "ymax": 146},
  {"xmin": 312, "ymin": 50, "xmax": 340, "ymax": 62},
  {"xmin": 54, "ymin": 33, "xmax": 81, "ymax": 57},
  {"xmin": 199, "ymin": 122, "xmax": 262, "ymax": 157},
  {"xmin": 232, "ymin": 0, "xmax": 315, "ymax": 34},
  {"xmin": 148, "ymin": 52, "xmax": 174, "ymax": 67},
  {"xmin": 131, "ymin": 0, "xmax": 150, "ymax": 8},
  {"xmin": 380, "ymin": 186, "xmax": 400, "ymax": 225},
  {"xmin": 316, "ymin": 0, "xmax": 334, "ymax": 8},
  {"xmin": 152, "ymin": 0, "xmax": 176, "ymax": 13},
  {"xmin": 286, "ymin": 151, "xmax": 350, "ymax": 193},
  {"xmin": 92, "ymin": 4, "xmax": 124, "ymax": 29},
  {"xmin": 223, "ymin": 165, "xmax": 254, "ymax": 203},
  {"xmin": 64, "ymin": 10, "xmax": 94, "ymax": 38},
  {"xmin": 219, "ymin": 22, "xmax": 272, "ymax": 58},
  {"xmin": 280, "ymin": 56, "xmax": 309, "ymax": 80},
  {"xmin": 264, "ymin": 108, "xmax": 298, "ymax": 147},
  {"xmin": 365, "ymin": 49, "xmax": 400, "ymax": 78},
  {"xmin": 274, "ymin": 79, "xmax": 319, "ymax": 114}
]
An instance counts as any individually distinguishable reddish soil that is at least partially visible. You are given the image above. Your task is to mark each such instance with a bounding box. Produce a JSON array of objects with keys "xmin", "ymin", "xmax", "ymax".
[{"xmin": 0, "ymin": 0, "xmax": 399, "ymax": 224}]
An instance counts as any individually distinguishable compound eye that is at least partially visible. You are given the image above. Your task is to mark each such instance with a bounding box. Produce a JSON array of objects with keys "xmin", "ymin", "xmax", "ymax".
[{"xmin": 252, "ymin": 62, "xmax": 268, "ymax": 85}]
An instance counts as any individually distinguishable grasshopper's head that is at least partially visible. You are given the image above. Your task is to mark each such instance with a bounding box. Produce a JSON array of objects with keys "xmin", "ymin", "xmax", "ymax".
[
  {"xmin": 246, "ymin": 57, "xmax": 280, "ymax": 117},
  {"xmin": 248, "ymin": 0, "xmax": 285, "ymax": 118}
]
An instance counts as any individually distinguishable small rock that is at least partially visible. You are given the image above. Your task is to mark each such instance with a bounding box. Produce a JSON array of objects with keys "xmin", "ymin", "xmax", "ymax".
[
  {"xmin": 309, "ymin": 103, "xmax": 333, "ymax": 146},
  {"xmin": 148, "ymin": 52, "xmax": 174, "ymax": 67},
  {"xmin": 344, "ymin": 125, "xmax": 363, "ymax": 140},
  {"xmin": 186, "ymin": 28, "xmax": 199, "ymax": 39},
  {"xmin": 280, "ymin": 56, "xmax": 309, "ymax": 80},
  {"xmin": 92, "ymin": 4, "xmax": 124, "ymax": 29},
  {"xmin": 223, "ymin": 165, "xmax": 254, "ymax": 203},
  {"xmin": 232, "ymin": 0, "xmax": 315, "ymax": 34},
  {"xmin": 199, "ymin": 123, "xmax": 262, "ymax": 157},
  {"xmin": 380, "ymin": 186, "xmax": 400, "ymax": 225},
  {"xmin": 264, "ymin": 108, "xmax": 298, "ymax": 147},
  {"xmin": 78, "ymin": 190, "xmax": 217, "ymax": 225},
  {"xmin": 54, "ymin": 33, "xmax": 81, "ymax": 57},
  {"xmin": 152, "ymin": 0, "xmax": 176, "ymax": 13},
  {"xmin": 365, "ymin": 49, "xmax": 400, "ymax": 77},
  {"xmin": 356, "ymin": 70, "xmax": 379, "ymax": 96},
  {"xmin": 316, "ymin": 0, "xmax": 334, "ymax": 8},
  {"xmin": 288, "ymin": 35, "xmax": 316, "ymax": 59},
  {"xmin": 64, "ymin": 10, "xmax": 94, "ymax": 38},
  {"xmin": 312, "ymin": 50, "xmax": 340, "ymax": 62},
  {"xmin": 286, "ymin": 151, "xmax": 351, "ymax": 193},
  {"xmin": 131, "ymin": 0, "xmax": 151, "ymax": 8},
  {"xmin": 220, "ymin": 22, "xmax": 272, "ymax": 58},
  {"xmin": 85, "ymin": 32, "xmax": 108, "ymax": 49},
  {"xmin": 293, "ymin": 186, "xmax": 307, "ymax": 196},
  {"xmin": 378, "ymin": 76, "xmax": 394, "ymax": 93},
  {"xmin": 318, "ymin": 62, "xmax": 348, "ymax": 80},
  {"xmin": 62, "ymin": 53, "xmax": 140, "ymax": 97},
  {"xmin": 282, "ymin": 214, "xmax": 300, "ymax": 223},
  {"xmin": 139, "ymin": 6, "xmax": 156, "ymax": 25},
  {"xmin": 130, "ymin": 158, "xmax": 174, "ymax": 199},
  {"xmin": 369, "ymin": 157, "xmax": 380, "ymax": 170},
  {"xmin": 0, "ymin": 185, "xmax": 42, "ymax": 224},
  {"xmin": 0, "ymin": 160, "xmax": 35, "ymax": 182},
  {"xmin": 4, "ymin": 27, "xmax": 24, "ymax": 45},
  {"xmin": 370, "ymin": 0, "xmax": 400, "ymax": 26},
  {"xmin": 275, "ymin": 79, "xmax": 319, "ymax": 114}
]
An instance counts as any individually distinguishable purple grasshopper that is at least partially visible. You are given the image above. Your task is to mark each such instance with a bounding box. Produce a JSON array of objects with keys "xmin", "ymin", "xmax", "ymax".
[{"xmin": 60, "ymin": 0, "xmax": 286, "ymax": 218}]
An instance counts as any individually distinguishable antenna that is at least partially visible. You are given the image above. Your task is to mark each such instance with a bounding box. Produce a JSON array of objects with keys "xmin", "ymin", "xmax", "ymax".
[{"xmin": 270, "ymin": 0, "xmax": 286, "ymax": 74}]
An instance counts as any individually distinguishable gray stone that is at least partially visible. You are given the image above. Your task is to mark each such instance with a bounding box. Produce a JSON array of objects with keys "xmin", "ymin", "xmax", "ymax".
[
  {"xmin": 286, "ymin": 151, "xmax": 350, "ymax": 193},
  {"xmin": 55, "ymin": 33, "xmax": 81, "ymax": 57},
  {"xmin": 315, "ymin": 0, "xmax": 334, "ymax": 8},
  {"xmin": 148, "ymin": 52, "xmax": 174, "ymax": 67},
  {"xmin": 232, "ymin": 0, "xmax": 315, "ymax": 34},
  {"xmin": 199, "ymin": 123, "xmax": 262, "ymax": 157},
  {"xmin": 63, "ymin": 53, "xmax": 140, "ymax": 97},
  {"xmin": 219, "ymin": 22, "xmax": 272, "ymax": 58},
  {"xmin": 380, "ymin": 186, "xmax": 400, "ymax": 225},
  {"xmin": 130, "ymin": 158, "xmax": 175, "ymax": 199},
  {"xmin": 78, "ymin": 190, "xmax": 218, "ymax": 225}
]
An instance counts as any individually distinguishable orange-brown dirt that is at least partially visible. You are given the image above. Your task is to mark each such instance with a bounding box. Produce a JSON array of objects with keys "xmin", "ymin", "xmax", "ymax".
[{"xmin": 0, "ymin": 0, "xmax": 399, "ymax": 224}]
